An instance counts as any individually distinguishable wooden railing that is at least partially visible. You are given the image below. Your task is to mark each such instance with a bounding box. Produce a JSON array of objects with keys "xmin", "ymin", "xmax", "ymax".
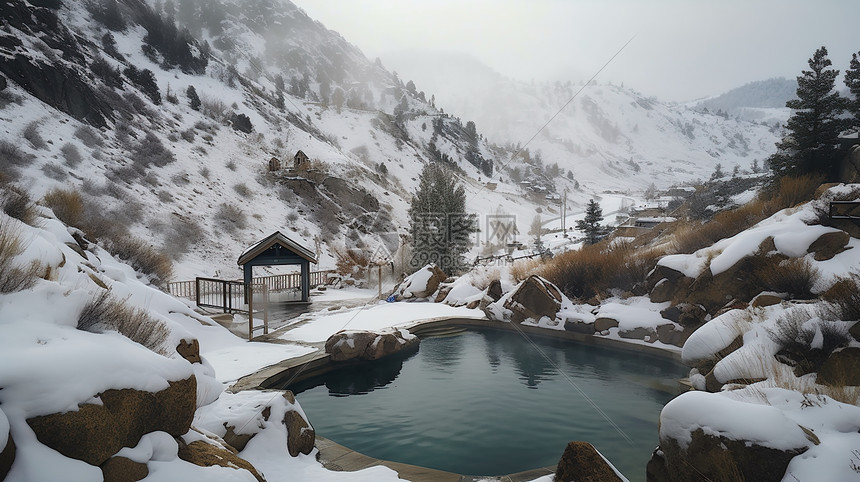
[
  {"xmin": 195, "ymin": 277, "xmax": 247, "ymax": 313},
  {"xmin": 168, "ymin": 270, "xmax": 336, "ymax": 301}
]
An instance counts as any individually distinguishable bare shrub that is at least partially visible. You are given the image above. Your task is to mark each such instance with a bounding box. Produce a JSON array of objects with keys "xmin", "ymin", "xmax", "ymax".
[
  {"xmin": 61, "ymin": 142, "xmax": 83, "ymax": 167},
  {"xmin": 163, "ymin": 216, "xmax": 204, "ymax": 260},
  {"xmin": 0, "ymin": 90, "xmax": 24, "ymax": 108},
  {"xmin": 77, "ymin": 290, "xmax": 171, "ymax": 356},
  {"xmin": 199, "ymin": 166, "xmax": 210, "ymax": 179},
  {"xmin": 1, "ymin": 185, "xmax": 37, "ymax": 225},
  {"xmin": 131, "ymin": 132, "xmax": 175, "ymax": 168},
  {"xmin": 768, "ymin": 309, "xmax": 851, "ymax": 376},
  {"xmin": 43, "ymin": 188, "xmax": 84, "ymax": 227},
  {"xmin": 0, "ymin": 140, "xmax": 34, "ymax": 180},
  {"xmin": 109, "ymin": 237, "xmax": 173, "ymax": 286},
  {"xmin": 215, "ymin": 203, "xmax": 246, "ymax": 234},
  {"xmin": 225, "ymin": 160, "xmax": 237, "ymax": 171},
  {"xmin": 180, "ymin": 128, "xmax": 195, "ymax": 142},
  {"xmin": 201, "ymin": 97, "xmax": 227, "ymax": 122},
  {"xmin": 0, "ymin": 218, "xmax": 41, "ymax": 293},
  {"xmin": 157, "ymin": 190, "xmax": 173, "ymax": 203},
  {"xmin": 107, "ymin": 165, "xmax": 144, "ymax": 184},
  {"xmin": 23, "ymin": 120, "xmax": 47, "ymax": 149},
  {"xmin": 41, "ymin": 163, "xmax": 67, "ymax": 181},
  {"xmin": 74, "ymin": 125, "xmax": 104, "ymax": 148},
  {"xmin": 821, "ymin": 275, "xmax": 860, "ymax": 321},
  {"xmin": 233, "ymin": 183, "xmax": 252, "ymax": 197},
  {"xmin": 754, "ymin": 256, "xmax": 820, "ymax": 300},
  {"xmin": 170, "ymin": 173, "xmax": 189, "ymax": 187}
]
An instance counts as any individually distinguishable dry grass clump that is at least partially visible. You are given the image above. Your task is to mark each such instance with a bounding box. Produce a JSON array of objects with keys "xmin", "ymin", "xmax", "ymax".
[
  {"xmin": 110, "ymin": 237, "xmax": 173, "ymax": 287},
  {"xmin": 43, "ymin": 188, "xmax": 174, "ymax": 286},
  {"xmin": 334, "ymin": 245, "xmax": 370, "ymax": 278},
  {"xmin": 77, "ymin": 290, "xmax": 171, "ymax": 356},
  {"xmin": 669, "ymin": 174, "xmax": 825, "ymax": 256},
  {"xmin": 43, "ymin": 188, "xmax": 85, "ymax": 227},
  {"xmin": 754, "ymin": 256, "xmax": 820, "ymax": 300},
  {"xmin": 0, "ymin": 218, "xmax": 42, "ymax": 293},
  {"xmin": 510, "ymin": 257, "xmax": 542, "ymax": 283},
  {"xmin": 23, "ymin": 120, "xmax": 47, "ymax": 149},
  {"xmin": 1, "ymin": 184, "xmax": 37, "ymax": 225},
  {"xmin": 540, "ymin": 240, "xmax": 666, "ymax": 300}
]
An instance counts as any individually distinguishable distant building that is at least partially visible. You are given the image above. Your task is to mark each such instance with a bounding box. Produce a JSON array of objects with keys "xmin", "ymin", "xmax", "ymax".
[
  {"xmin": 268, "ymin": 156, "xmax": 281, "ymax": 172},
  {"xmin": 294, "ymin": 150, "xmax": 311, "ymax": 170}
]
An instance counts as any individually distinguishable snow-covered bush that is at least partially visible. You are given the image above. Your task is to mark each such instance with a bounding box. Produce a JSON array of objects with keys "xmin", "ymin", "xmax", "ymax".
[
  {"xmin": 0, "ymin": 218, "xmax": 41, "ymax": 293},
  {"xmin": 77, "ymin": 290, "xmax": 172, "ymax": 356}
]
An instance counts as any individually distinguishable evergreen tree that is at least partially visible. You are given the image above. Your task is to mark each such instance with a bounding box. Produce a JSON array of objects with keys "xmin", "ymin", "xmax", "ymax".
[
  {"xmin": 186, "ymin": 85, "xmax": 200, "ymax": 110},
  {"xmin": 769, "ymin": 46, "xmax": 848, "ymax": 180},
  {"xmin": 576, "ymin": 199, "xmax": 606, "ymax": 245},
  {"xmin": 844, "ymin": 51, "xmax": 860, "ymax": 132},
  {"xmin": 408, "ymin": 163, "xmax": 477, "ymax": 274}
]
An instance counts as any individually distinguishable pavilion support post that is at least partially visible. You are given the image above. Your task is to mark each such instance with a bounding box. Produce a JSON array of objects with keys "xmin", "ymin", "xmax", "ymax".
[
  {"xmin": 301, "ymin": 260, "xmax": 310, "ymax": 302},
  {"xmin": 263, "ymin": 283, "xmax": 269, "ymax": 335},
  {"xmin": 247, "ymin": 282, "xmax": 253, "ymax": 341}
]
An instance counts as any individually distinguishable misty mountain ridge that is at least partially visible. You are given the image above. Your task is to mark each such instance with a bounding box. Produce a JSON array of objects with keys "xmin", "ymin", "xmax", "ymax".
[
  {"xmin": 0, "ymin": 0, "xmax": 781, "ymax": 281},
  {"xmin": 693, "ymin": 77, "xmax": 796, "ymax": 124}
]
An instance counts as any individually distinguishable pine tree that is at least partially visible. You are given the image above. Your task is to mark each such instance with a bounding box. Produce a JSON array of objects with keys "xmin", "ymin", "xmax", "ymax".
[
  {"xmin": 186, "ymin": 85, "xmax": 200, "ymax": 111},
  {"xmin": 576, "ymin": 199, "xmax": 605, "ymax": 245},
  {"xmin": 844, "ymin": 51, "xmax": 860, "ymax": 133},
  {"xmin": 769, "ymin": 46, "xmax": 848, "ymax": 180},
  {"xmin": 408, "ymin": 163, "xmax": 477, "ymax": 274}
]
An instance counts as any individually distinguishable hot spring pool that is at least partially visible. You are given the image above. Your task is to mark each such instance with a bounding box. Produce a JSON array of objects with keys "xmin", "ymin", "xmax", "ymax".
[{"xmin": 283, "ymin": 329, "xmax": 686, "ymax": 480}]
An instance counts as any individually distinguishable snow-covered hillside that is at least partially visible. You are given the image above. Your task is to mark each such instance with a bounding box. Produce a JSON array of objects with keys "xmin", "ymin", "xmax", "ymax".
[{"xmin": 0, "ymin": 0, "xmax": 782, "ymax": 286}]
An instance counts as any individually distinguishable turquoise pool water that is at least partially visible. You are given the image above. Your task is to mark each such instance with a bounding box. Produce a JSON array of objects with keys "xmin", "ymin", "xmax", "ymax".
[{"xmin": 286, "ymin": 329, "xmax": 686, "ymax": 480}]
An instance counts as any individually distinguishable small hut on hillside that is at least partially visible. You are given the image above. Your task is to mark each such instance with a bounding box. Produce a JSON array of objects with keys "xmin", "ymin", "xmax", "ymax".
[{"xmin": 294, "ymin": 150, "xmax": 311, "ymax": 170}]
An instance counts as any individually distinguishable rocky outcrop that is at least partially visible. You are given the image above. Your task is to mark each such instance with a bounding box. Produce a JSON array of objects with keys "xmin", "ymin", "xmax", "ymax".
[
  {"xmin": 647, "ymin": 265, "xmax": 693, "ymax": 304},
  {"xmin": 26, "ymin": 375, "xmax": 197, "ymax": 466},
  {"xmin": 0, "ymin": 53, "xmax": 112, "ymax": 127},
  {"xmin": 324, "ymin": 329, "xmax": 419, "ymax": 362},
  {"xmin": 817, "ymin": 346, "xmax": 860, "ymax": 386},
  {"xmin": 554, "ymin": 441, "xmax": 622, "ymax": 482},
  {"xmin": 178, "ymin": 440, "xmax": 264, "ymax": 482},
  {"xmin": 659, "ymin": 303, "xmax": 707, "ymax": 328},
  {"xmin": 654, "ymin": 428, "xmax": 807, "ymax": 482},
  {"xmin": 101, "ymin": 456, "xmax": 148, "ymax": 482},
  {"xmin": 503, "ymin": 275, "xmax": 563, "ymax": 323},
  {"xmin": 850, "ymin": 321, "xmax": 860, "ymax": 343},
  {"xmin": 751, "ymin": 292, "xmax": 784, "ymax": 308}
]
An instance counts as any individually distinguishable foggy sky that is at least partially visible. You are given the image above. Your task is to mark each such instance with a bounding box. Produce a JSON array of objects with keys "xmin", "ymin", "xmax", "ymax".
[{"xmin": 299, "ymin": 0, "xmax": 856, "ymax": 102}]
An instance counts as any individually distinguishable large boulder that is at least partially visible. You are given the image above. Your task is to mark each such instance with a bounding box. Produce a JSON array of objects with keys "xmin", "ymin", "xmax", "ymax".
[
  {"xmin": 564, "ymin": 317, "xmax": 596, "ymax": 335},
  {"xmin": 486, "ymin": 279, "xmax": 503, "ymax": 302},
  {"xmin": 850, "ymin": 321, "xmax": 860, "ymax": 343},
  {"xmin": 100, "ymin": 456, "xmax": 148, "ymax": 482},
  {"xmin": 325, "ymin": 329, "xmax": 419, "ymax": 362},
  {"xmin": 27, "ymin": 375, "xmax": 197, "ymax": 466},
  {"xmin": 178, "ymin": 440, "xmax": 264, "ymax": 482},
  {"xmin": 554, "ymin": 441, "xmax": 622, "ymax": 482},
  {"xmin": 176, "ymin": 339, "xmax": 201, "ymax": 364},
  {"xmin": 0, "ymin": 408, "xmax": 14, "ymax": 482},
  {"xmin": 656, "ymin": 323, "xmax": 686, "ymax": 347},
  {"xmin": 807, "ymin": 230, "xmax": 850, "ymax": 261},
  {"xmin": 391, "ymin": 264, "xmax": 447, "ymax": 300},
  {"xmin": 817, "ymin": 347, "xmax": 860, "ymax": 386},
  {"xmin": 503, "ymin": 275, "xmax": 563, "ymax": 323},
  {"xmin": 594, "ymin": 317, "xmax": 619, "ymax": 332},
  {"xmin": 282, "ymin": 391, "xmax": 315, "ymax": 457},
  {"xmin": 656, "ymin": 428, "xmax": 806, "ymax": 482}
]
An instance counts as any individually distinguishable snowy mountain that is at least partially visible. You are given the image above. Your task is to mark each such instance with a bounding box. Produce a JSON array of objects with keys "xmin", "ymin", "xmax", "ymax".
[
  {"xmin": 383, "ymin": 50, "xmax": 783, "ymax": 193},
  {"xmin": 693, "ymin": 77, "xmax": 796, "ymax": 125},
  {"xmin": 0, "ymin": 0, "xmax": 781, "ymax": 284}
]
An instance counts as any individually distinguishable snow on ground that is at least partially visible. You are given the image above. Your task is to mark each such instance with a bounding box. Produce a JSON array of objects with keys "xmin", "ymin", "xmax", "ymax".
[{"xmin": 279, "ymin": 301, "xmax": 485, "ymax": 344}]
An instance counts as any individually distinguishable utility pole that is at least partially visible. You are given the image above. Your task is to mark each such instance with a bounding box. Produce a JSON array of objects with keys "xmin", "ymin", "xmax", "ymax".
[{"xmin": 561, "ymin": 190, "xmax": 568, "ymax": 237}]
